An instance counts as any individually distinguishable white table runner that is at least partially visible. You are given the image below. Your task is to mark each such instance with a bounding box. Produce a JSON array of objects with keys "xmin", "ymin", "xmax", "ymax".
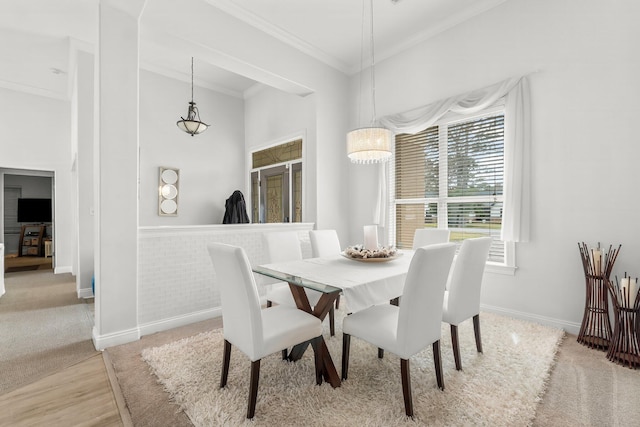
[{"xmin": 259, "ymin": 251, "xmax": 414, "ymax": 313}]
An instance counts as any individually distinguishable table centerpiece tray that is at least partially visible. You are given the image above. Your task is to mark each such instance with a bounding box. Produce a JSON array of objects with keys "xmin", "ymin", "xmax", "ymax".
[{"xmin": 341, "ymin": 246, "xmax": 402, "ymax": 263}]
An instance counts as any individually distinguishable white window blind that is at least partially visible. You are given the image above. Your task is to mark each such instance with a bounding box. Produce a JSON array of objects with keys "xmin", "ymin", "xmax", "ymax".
[{"xmin": 394, "ymin": 111, "xmax": 506, "ymax": 263}]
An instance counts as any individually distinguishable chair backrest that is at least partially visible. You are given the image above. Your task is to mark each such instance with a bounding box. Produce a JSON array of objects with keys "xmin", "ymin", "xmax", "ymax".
[
  {"xmin": 309, "ymin": 229, "xmax": 341, "ymax": 257},
  {"xmin": 396, "ymin": 243, "xmax": 456, "ymax": 358},
  {"xmin": 412, "ymin": 229, "xmax": 451, "ymax": 249},
  {"xmin": 262, "ymin": 231, "xmax": 303, "ymax": 263},
  {"xmin": 208, "ymin": 243, "xmax": 263, "ymax": 360},
  {"xmin": 443, "ymin": 237, "xmax": 492, "ymax": 325}
]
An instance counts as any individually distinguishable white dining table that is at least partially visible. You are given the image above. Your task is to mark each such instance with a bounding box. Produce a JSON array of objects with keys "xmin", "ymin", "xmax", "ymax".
[{"xmin": 252, "ymin": 250, "xmax": 415, "ymax": 388}]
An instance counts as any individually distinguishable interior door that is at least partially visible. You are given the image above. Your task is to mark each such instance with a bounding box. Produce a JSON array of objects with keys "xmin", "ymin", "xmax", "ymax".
[{"xmin": 259, "ymin": 165, "xmax": 290, "ymax": 223}]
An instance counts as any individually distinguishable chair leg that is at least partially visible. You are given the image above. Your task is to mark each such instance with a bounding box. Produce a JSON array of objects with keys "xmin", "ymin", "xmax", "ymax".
[
  {"xmin": 247, "ymin": 359, "xmax": 261, "ymax": 419},
  {"xmin": 432, "ymin": 340, "xmax": 444, "ymax": 390},
  {"xmin": 378, "ymin": 348, "xmax": 384, "ymax": 359},
  {"xmin": 341, "ymin": 333, "xmax": 351, "ymax": 380},
  {"xmin": 473, "ymin": 314, "xmax": 483, "ymax": 353},
  {"xmin": 329, "ymin": 306, "xmax": 335, "ymax": 337},
  {"xmin": 335, "ymin": 294, "xmax": 341, "ymax": 309},
  {"xmin": 310, "ymin": 336, "xmax": 323, "ymax": 385},
  {"xmin": 450, "ymin": 324, "xmax": 462, "ymax": 371},
  {"xmin": 220, "ymin": 339, "xmax": 232, "ymax": 388},
  {"xmin": 400, "ymin": 359, "xmax": 413, "ymax": 417}
]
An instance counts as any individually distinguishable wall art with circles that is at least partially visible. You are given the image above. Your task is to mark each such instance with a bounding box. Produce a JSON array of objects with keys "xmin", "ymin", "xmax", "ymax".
[{"xmin": 158, "ymin": 167, "xmax": 179, "ymax": 216}]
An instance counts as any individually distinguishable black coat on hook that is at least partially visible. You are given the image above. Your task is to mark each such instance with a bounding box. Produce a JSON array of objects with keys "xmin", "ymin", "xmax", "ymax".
[{"xmin": 222, "ymin": 190, "xmax": 250, "ymax": 224}]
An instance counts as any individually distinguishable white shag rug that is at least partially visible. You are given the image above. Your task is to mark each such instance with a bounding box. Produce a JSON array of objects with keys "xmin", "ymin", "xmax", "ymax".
[{"xmin": 142, "ymin": 311, "xmax": 564, "ymax": 426}]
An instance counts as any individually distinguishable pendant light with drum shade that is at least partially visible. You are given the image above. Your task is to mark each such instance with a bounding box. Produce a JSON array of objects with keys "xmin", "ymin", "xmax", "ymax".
[
  {"xmin": 177, "ymin": 57, "xmax": 208, "ymax": 136},
  {"xmin": 347, "ymin": 0, "xmax": 392, "ymax": 164}
]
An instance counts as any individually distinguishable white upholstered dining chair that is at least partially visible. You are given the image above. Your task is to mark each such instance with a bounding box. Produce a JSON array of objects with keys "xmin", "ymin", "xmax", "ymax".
[
  {"xmin": 412, "ymin": 228, "xmax": 451, "ymax": 249},
  {"xmin": 208, "ymin": 243, "xmax": 323, "ymax": 419},
  {"xmin": 309, "ymin": 229, "xmax": 341, "ymax": 257},
  {"xmin": 442, "ymin": 236, "xmax": 492, "ymax": 371},
  {"xmin": 377, "ymin": 228, "xmax": 450, "ymax": 338},
  {"xmin": 341, "ymin": 243, "xmax": 456, "ymax": 417},
  {"xmin": 263, "ymin": 231, "xmax": 336, "ymax": 339},
  {"xmin": 309, "ymin": 229, "xmax": 343, "ymax": 309}
]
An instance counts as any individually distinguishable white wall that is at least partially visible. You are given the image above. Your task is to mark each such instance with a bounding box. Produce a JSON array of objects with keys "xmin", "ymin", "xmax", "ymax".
[
  {"xmin": 124, "ymin": 223, "xmax": 315, "ymax": 349},
  {"xmin": 0, "ymin": 88, "xmax": 74, "ymax": 272},
  {"xmin": 244, "ymin": 86, "xmax": 316, "ymax": 222},
  {"xmin": 76, "ymin": 50, "xmax": 95, "ymax": 296},
  {"xmin": 0, "ymin": 29, "xmax": 69, "ymax": 100},
  {"xmin": 142, "ymin": 0, "xmax": 351, "ymax": 243},
  {"xmin": 94, "ymin": 2, "xmax": 141, "ymax": 343},
  {"xmin": 348, "ymin": 0, "xmax": 640, "ymax": 332},
  {"xmin": 139, "ymin": 70, "xmax": 245, "ymax": 226},
  {"xmin": 243, "ymin": 83, "xmax": 353, "ymax": 244}
]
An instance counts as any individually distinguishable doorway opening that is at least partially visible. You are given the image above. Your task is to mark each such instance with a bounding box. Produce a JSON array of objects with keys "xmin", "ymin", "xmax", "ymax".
[{"xmin": 2, "ymin": 169, "xmax": 55, "ymax": 274}]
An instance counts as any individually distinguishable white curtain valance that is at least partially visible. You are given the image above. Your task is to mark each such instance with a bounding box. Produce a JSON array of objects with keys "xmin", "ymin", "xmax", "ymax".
[{"xmin": 380, "ymin": 75, "xmax": 531, "ymax": 243}]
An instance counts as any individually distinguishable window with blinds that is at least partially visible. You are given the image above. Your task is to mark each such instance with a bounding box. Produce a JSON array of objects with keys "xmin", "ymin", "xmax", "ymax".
[{"xmin": 394, "ymin": 110, "xmax": 506, "ymax": 264}]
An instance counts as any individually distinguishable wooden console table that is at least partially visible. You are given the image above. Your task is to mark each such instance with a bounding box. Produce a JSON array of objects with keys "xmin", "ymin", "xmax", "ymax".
[
  {"xmin": 576, "ymin": 243, "xmax": 620, "ymax": 350},
  {"xmin": 606, "ymin": 277, "xmax": 640, "ymax": 368}
]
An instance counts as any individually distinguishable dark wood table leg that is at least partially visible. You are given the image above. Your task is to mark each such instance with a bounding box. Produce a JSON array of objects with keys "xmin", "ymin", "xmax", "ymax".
[{"xmin": 287, "ymin": 284, "xmax": 341, "ymax": 388}]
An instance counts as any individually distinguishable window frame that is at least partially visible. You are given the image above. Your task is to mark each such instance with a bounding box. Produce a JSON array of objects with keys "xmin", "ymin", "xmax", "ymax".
[{"xmin": 389, "ymin": 104, "xmax": 516, "ymax": 275}]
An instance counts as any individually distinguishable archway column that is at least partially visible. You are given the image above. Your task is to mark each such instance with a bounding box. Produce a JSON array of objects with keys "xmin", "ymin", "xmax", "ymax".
[{"xmin": 93, "ymin": 0, "xmax": 146, "ymax": 349}]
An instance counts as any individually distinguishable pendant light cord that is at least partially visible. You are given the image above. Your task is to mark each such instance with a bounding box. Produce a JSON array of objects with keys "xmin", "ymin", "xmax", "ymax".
[
  {"xmin": 356, "ymin": 0, "xmax": 365, "ymax": 129},
  {"xmin": 191, "ymin": 57, "xmax": 194, "ymax": 103},
  {"xmin": 369, "ymin": 0, "xmax": 377, "ymax": 125},
  {"xmin": 357, "ymin": 0, "xmax": 378, "ymax": 127}
]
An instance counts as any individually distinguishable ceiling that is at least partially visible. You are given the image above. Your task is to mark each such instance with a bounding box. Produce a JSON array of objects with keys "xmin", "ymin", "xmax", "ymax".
[{"xmin": 0, "ymin": 0, "xmax": 508, "ymax": 99}]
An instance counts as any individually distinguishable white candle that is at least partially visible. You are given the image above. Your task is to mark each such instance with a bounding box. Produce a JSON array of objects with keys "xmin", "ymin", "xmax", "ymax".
[
  {"xmin": 620, "ymin": 277, "xmax": 630, "ymax": 308},
  {"xmin": 592, "ymin": 249, "xmax": 601, "ymax": 276},
  {"xmin": 363, "ymin": 225, "xmax": 378, "ymax": 251},
  {"xmin": 630, "ymin": 278, "xmax": 639, "ymax": 308}
]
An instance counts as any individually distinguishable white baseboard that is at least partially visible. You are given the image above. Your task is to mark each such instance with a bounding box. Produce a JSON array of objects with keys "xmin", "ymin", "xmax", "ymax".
[
  {"xmin": 92, "ymin": 325, "xmax": 140, "ymax": 351},
  {"xmin": 78, "ymin": 287, "xmax": 93, "ymax": 299},
  {"xmin": 138, "ymin": 307, "xmax": 222, "ymax": 338},
  {"xmin": 54, "ymin": 265, "xmax": 73, "ymax": 274},
  {"xmin": 481, "ymin": 303, "xmax": 581, "ymax": 336},
  {"xmin": 91, "ymin": 308, "xmax": 222, "ymax": 351}
]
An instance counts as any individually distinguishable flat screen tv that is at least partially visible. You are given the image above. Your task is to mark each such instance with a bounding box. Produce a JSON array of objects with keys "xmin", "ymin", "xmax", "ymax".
[{"xmin": 17, "ymin": 198, "xmax": 52, "ymax": 223}]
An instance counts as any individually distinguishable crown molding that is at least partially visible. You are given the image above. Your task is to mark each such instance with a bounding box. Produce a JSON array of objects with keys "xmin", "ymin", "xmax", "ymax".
[
  {"xmin": 0, "ymin": 79, "xmax": 67, "ymax": 101},
  {"xmin": 208, "ymin": 0, "xmax": 509, "ymax": 76},
  {"xmin": 140, "ymin": 61, "xmax": 245, "ymax": 99},
  {"xmin": 243, "ymin": 82, "xmax": 267, "ymax": 100},
  {"xmin": 205, "ymin": 0, "xmax": 351, "ymax": 75},
  {"xmin": 349, "ymin": 0, "xmax": 509, "ymax": 74}
]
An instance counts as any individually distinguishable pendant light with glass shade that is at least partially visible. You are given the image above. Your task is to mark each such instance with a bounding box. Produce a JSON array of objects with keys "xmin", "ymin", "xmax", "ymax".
[
  {"xmin": 177, "ymin": 57, "xmax": 209, "ymax": 136},
  {"xmin": 347, "ymin": 0, "xmax": 392, "ymax": 164}
]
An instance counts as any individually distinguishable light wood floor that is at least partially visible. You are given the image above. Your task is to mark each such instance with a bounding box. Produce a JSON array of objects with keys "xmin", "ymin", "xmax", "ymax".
[
  {"xmin": 0, "ymin": 353, "xmax": 127, "ymax": 426},
  {"xmin": 4, "ymin": 254, "xmax": 52, "ymax": 272}
]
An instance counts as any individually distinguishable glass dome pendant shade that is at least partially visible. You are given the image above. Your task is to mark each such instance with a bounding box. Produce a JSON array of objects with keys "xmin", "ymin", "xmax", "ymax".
[
  {"xmin": 177, "ymin": 101, "xmax": 208, "ymax": 136},
  {"xmin": 177, "ymin": 57, "xmax": 208, "ymax": 136}
]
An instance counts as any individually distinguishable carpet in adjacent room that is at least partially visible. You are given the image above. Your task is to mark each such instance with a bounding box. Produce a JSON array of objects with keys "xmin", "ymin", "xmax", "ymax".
[{"xmin": 0, "ymin": 270, "xmax": 97, "ymax": 394}]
